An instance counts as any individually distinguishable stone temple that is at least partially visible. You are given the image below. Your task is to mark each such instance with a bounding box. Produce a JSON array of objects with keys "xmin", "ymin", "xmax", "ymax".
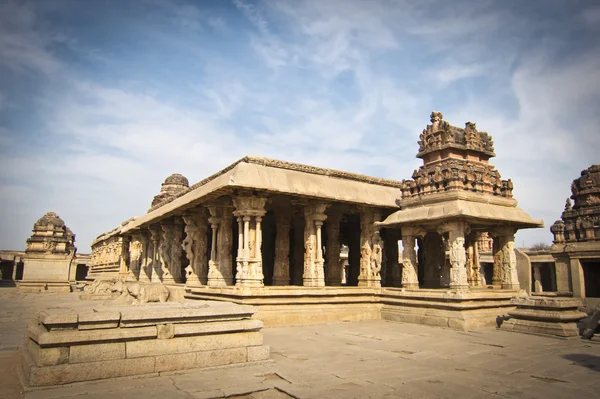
[{"xmin": 87, "ymin": 112, "xmax": 544, "ymax": 329}]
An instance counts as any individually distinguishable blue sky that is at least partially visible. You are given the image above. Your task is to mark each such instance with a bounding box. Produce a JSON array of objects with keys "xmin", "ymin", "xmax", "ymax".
[{"xmin": 1, "ymin": 0, "xmax": 599, "ymax": 252}]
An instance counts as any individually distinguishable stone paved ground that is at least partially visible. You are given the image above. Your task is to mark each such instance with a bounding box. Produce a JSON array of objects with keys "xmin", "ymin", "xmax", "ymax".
[{"xmin": 1, "ymin": 287, "xmax": 599, "ymax": 399}]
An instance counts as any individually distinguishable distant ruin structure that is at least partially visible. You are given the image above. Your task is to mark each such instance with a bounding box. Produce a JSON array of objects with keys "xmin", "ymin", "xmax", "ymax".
[
  {"xmin": 19, "ymin": 212, "xmax": 84, "ymax": 292},
  {"xmin": 551, "ymin": 165, "xmax": 600, "ymax": 308}
]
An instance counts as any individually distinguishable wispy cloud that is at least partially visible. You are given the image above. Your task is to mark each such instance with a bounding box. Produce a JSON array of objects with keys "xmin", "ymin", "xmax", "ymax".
[{"xmin": 1, "ymin": 0, "xmax": 598, "ymax": 251}]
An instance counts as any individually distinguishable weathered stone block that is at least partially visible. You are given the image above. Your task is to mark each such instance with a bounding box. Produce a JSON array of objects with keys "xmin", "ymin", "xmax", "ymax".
[
  {"xmin": 173, "ymin": 319, "xmax": 263, "ymax": 337},
  {"xmin": 78, "ymin": 311, "xmax": 121, "ymax": 330},
  {"xmin": 69, "ymin": 342, "xmax": 125, "ymax": 363},
  {"xmin": 25, "ymin": 338, "xmax": 69, "ymax": 367},
  {"xmin": 247, "ymin": 345, "xmax": 270, "ymax": 362},
  {"xmin": 26, "ymin": 357, "xmax": 156, "ymax": 386},
  {"xmin": 196, "ymin": 347, "xmax": 247, "ymax": 368},
  {"xmin": 125, "ymin": 331, "xmax": 262, "ymax": 358},
  {"xmin": 155, "ymin": 352, "xmax": 196, "ymax": 372},
  {"xmin": 157, "ymin": 323, "xmax": 175, "ymax": 339}
]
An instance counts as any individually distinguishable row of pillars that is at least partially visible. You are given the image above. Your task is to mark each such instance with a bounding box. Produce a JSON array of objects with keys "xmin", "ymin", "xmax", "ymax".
[
  {"xmin": 118, "ymin": 195, "xmax": 521, "ymax": 291},
  {"xmin": 118, "ymin": 195, "xmax": 388, "ymax": 288}
]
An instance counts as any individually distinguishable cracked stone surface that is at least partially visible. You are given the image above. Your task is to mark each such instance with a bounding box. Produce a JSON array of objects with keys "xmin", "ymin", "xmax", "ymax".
[{"xmin": 1, "ymin": 287, "xmax": 599, "ymax": 399}]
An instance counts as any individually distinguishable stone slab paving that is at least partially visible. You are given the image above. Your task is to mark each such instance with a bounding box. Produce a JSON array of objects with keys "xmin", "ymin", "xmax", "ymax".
[{"xmin": 1, "ymin": 287, "xmax": 599, "ymax": 399}]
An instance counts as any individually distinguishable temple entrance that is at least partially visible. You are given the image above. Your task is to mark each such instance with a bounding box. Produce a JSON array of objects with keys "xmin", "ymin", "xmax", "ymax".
[
  {"xmin": 75, "ymin": 264, "xmax": 88, "ymax": 281},
  {"xmin": 340, "ymin": 214, "xmax": 360, "ymax": 286},
  {"xmin": 582, "ymin": 260, "xmax": 600, "ymax": 297}
]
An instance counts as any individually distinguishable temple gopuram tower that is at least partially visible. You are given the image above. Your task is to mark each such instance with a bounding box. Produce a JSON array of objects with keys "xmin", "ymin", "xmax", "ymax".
[
  {"xmin": 379, "ymin": 112, "xmax": 543, "ymax": 291},
  {"xmin": 551, "ymin": 165, "xmax": 600, "ymax": 305},
  {"xmin": 19, "ymin": 212, "xmax": 77, "ymax": 292}
]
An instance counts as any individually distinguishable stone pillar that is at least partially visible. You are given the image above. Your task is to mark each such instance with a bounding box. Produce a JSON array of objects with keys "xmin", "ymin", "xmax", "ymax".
[
  {"xmin": 533, "ymin": 265, "xmax": 543, "ymax": 293},
  {"xmin": 182, "ymin": 208, "xmax": 209, "ymax": 287},
  {"xmin": 206, "ymin": 203, "xmax": 234, "ymax": 287},
  {"xmin": 129, "ymin": 234, "xmax": 143, "ymax": 279},
  {"xmin": 569, "ymin": 258, "xmax": 585, "ymax": 298},
  {"xmin": 232, "ymin": 195, "xmax": 267, "ymax": 287},
  {"xmin": 492, "ymin": 237, "xmax": 503, "ymax": 287},
  {"xmin": 384, "ymin": 229, "xmax": 401, "ymax": 287},
  {"xmin": 149, "ymin": 226, "xmax": 162, "ymax": 283},
  {"xmin": 138, "ymin": 231, "xmax": 151, "ymax": 282},
  {"xmin": 447, "ymin": 224, "xmax": 469, "ymax": 290},
  {"xmin": 119, "ymin": 236, "xmax": 130, "ymax": 280},
  {"xmin": 325, "ymin": 212, "xmax": 342, "ymax": 286},
  {"xmin": 466, "ymin": 232, "xmax": 482, "ymax": 287},
  {"xmin": 303, "ymin": 202, "xmax": 328, "ymax": 287},
  {"xmin": 358, "ymin": 209, "xmax": 383, "ymax": 288},
  {"xmin": 401, "ymin": 229, "xmax": 419, "ymax": 289},
  {"xmin": 159, "ymin": 222, "xmax": 175, "ymax": 284},
  {"xmin": 499, "ymin": 230, "xmax": 520, "ymax": 290},
  {"xmin": 169, "ymin": 217, "xmax": 184, "ymax": 283},
  {"xmin": 273, "ymin": 208, "xmax": 292, "ymax": 286}
]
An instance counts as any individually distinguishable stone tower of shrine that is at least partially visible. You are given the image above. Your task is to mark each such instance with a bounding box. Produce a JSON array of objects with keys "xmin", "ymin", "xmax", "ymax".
[
  {"xmin": 379, "ymin": 111, "xmax": 542, "ymax": 291},
  {"xmin": 149, "ymin": 173, "xmax": 190, "ymax": 211},
  {"xmin": 20, "ymin": 212, "xmax": 77, "ymax": 292},
  {"xmin": 402, "ymin": 111, "xmax": 513, "ymax": 199},
  {"xmin": 25, "ymin": 212, "xmax": 76, "ymax": 255}
]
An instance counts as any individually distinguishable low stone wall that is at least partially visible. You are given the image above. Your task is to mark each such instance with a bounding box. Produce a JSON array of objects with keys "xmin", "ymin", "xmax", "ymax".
[
  {"xmin": 501, "ymin": 296, "xmax": 587, "ymax": 338},
  {"xmin": 185, "ymin": 286, "xmax": 518, "ymax": 329},
  {"xmin": 21, "ymin": 302, "xmax": 270, "ymax": 387}
]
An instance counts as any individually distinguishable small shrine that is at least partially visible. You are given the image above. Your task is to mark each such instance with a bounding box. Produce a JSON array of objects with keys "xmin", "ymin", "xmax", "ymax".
[
  {"xmin": 378, "ymin": 112, "xmax": 543, "ymax": 290},
  {"xmin": 550, "ymin": 165, "xmax": 600, "ymax": 305},
  {"xmin": 20, "ymin": 212, "xmax": 77, "ymax": 292}
]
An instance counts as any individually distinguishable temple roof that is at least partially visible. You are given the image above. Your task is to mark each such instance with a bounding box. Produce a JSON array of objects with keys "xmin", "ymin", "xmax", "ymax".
[
  {"xmin": 377, "ymin": 192, "xmax": 543, "ymax": 229},
  {"xmin": 122, "ymin": 155, "xmax": 404, "ymax": 233}
]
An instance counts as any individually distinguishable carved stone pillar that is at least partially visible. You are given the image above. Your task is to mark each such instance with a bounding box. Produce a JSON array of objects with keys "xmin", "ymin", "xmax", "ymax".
[
  {"xmin": 447, "ymin": 224, "xmax": 469, "ymax": 290},
  {"xmin": 384, "ymin": 229, "xmax": 401, "ymax": 287},
  {"xmin": 182, "ymin": 208, "xmax": 208, "ymax": 287},
  {"xmin": 303, "ymin": 202, "xmax": 328, "ymax": 287},
  {"xmin": 492, "ymin": 237, "xmax": 503, "ymax": 287},
  {"xmin": 358, "ymin": 209, "xmax": 383, "ymax": 288},
  {"xmin": 119, "ymin": 236, "xmax": 130, "ymax": 279},
  {"xmin": 533, "ymin": 265, "xmax": 543, "ymax": 293},
  {"xmin": 466, "ymin": 232, "xmax": 482, "ymax": 287},
  {"xmin": 273, "ymin": 208, "xmax": 291, "ymax": 286},
  {"xmin": 500, "ymin": 231, "xmax": 520, "ymax": 290},
  {"xmin": 138, "ymin": 231, "xmax": 151, "ymax": 282},
  {"xmin": 159, "ymin": 222, "xmax": 175, "ymax": 284},
  {"xmin": 401, "ymin": 228, "xmax": 419, "ymax": 289},
  {"xmin": 169, "ymin": 217, "xmax": 184, "ymax": 283},
  {"xmin": 129, "ymin": 234, "xmax": 143, "ymax": 279},
  {"xmin": 149, "ymin": 225, "xmax": 162, "ymax": 283},
  {"xmin": 232, "ymin": 195, "xmax": 267, "ymax": 287},
  {"xmin": 325, "ymin": 212, "xmax": 342, "ymax": 286},
  {"xmin": 207, "ymin": 203, "xmax": 234, "ymax": 287}
]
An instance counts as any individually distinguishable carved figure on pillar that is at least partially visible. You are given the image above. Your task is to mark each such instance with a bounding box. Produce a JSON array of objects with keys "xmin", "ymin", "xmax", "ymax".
[
  {"xmin": 149, "ymin": 226, "xmax": 162, "ymax": 283},
  {"xmin": 129, "ymin": 234, "xmax": 143, "ymax": 279},
  {"xmin": 401, "ymin": 229, "xmax": 419, "ymax": 289},
  {"xmin": 448, "ymin": 233, "xmax": 469, "ymax": 290},
  {"xmin": 358, "ymin": 209, "xmax": 383, "ymax": 288},
  {"xmin": 500, "ymin": 232, "xmax": 520, "ymax": 290},
  {"xmin": 182, "ymin": 208, "xmax": 208, "ymax": 287},
  {"xmin": 159, "ymin": 222, "xmax": 175, "ymax": 284},
  {"xmin": 207, "ymin": 203, "xmax": 235, "ymax": 287},
  {"xmin": 302, "ymin": 202, "xmax": 328, "ymax": 287},
  {"xmin": 138, "ymin": 232, "xmax": 151, "ymax": 282}
]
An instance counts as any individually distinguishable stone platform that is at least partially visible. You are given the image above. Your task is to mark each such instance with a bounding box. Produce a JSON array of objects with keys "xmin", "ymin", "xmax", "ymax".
[
  {"xmin": 21, "ymin": 301, "xmax": 270, "ymax": 387},
  {"xmin": 18, "ymin": 281, "xmax": 72, "ymax": 293},
  {"xmin": 501, "ymin": 296, "xmax": 587, "ymax": 338},
  {"xmin": 185, "ymin": 286, "xmax": 519, "ymax": 329}
]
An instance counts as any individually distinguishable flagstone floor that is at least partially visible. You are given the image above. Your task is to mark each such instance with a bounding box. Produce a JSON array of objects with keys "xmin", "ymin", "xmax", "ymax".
[{"xmin": 1, "ymin": 287, "xmax": 598, "ymax": 399}]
